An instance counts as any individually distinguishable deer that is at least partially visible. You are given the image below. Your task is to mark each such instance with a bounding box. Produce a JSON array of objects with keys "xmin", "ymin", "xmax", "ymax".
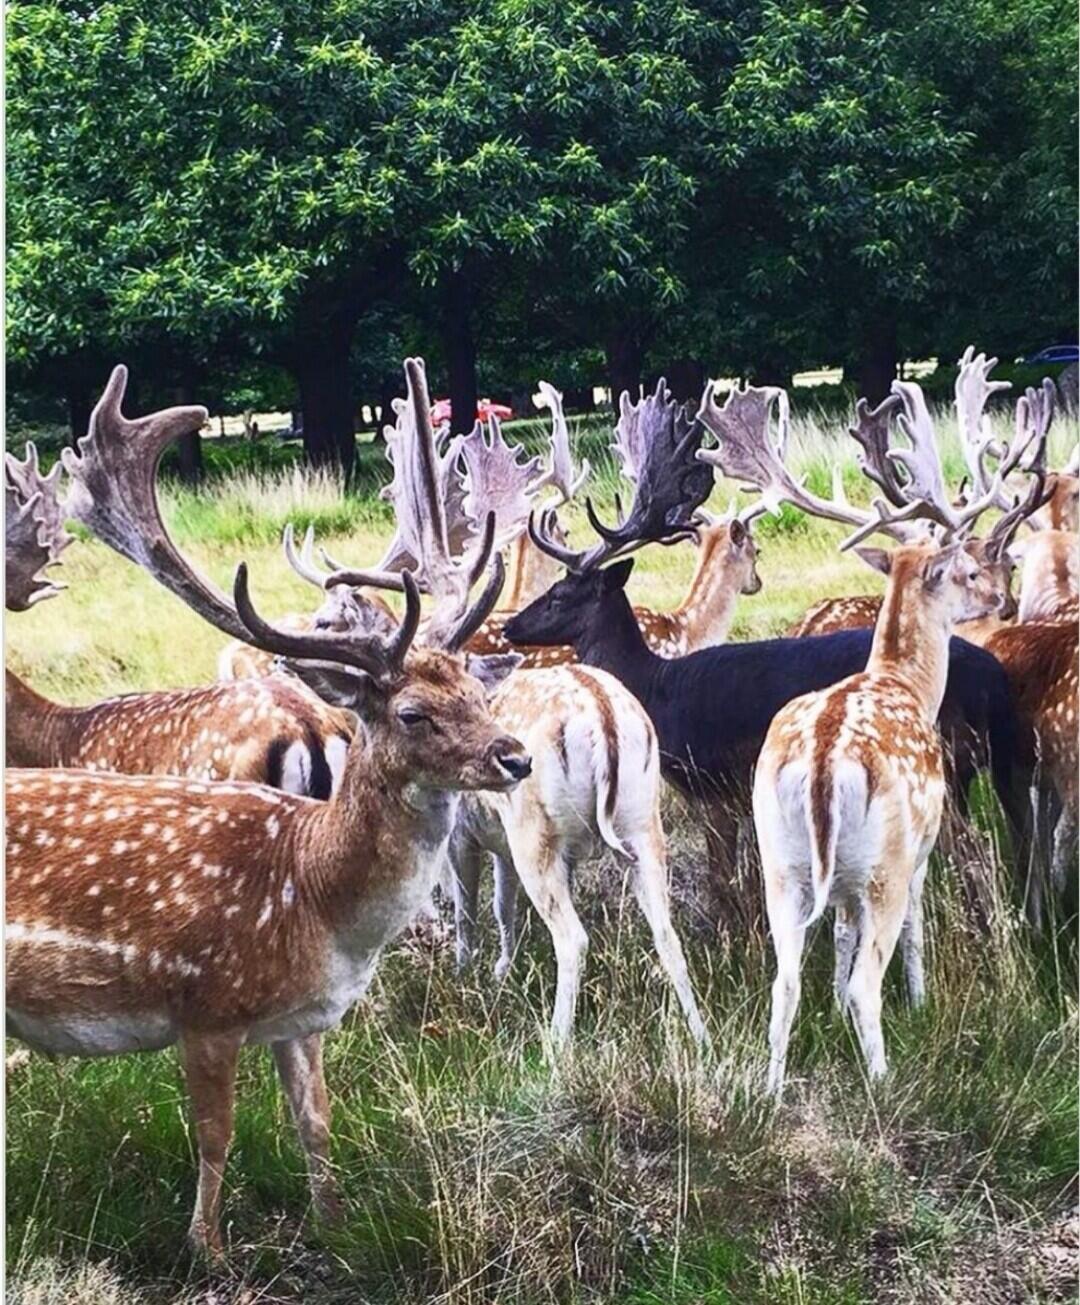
[
  {"xmin": 752, "ymin": 440, "xmax": 1013, "ymax": 1097},
  {"xmin": 4, "ymin": 387, "xmax": 359, "ymax": 798},
  {"xmin": 6, "ymin": 357, "xmax": 532, "ymax": 1259},
  {"xmin": 985, "ymin": 619, "xmax": 1078, "ymax": 929},
  {"xmin": 447, "ymin": 399, "xmax": 716, "ymax": 1048},
  {"xmin": 504, "ymin": 380, "xmax": 1026, "ymax": 928},
  {"xmin": 786, "ymin": 351, "xmax": 1040, "ymax": 642}
]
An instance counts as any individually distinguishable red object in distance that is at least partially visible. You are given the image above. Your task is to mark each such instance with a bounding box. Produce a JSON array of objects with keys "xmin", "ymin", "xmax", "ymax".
[{"xmin": 431, "ymin": 398, "xmax": 513, "ymax": 425}]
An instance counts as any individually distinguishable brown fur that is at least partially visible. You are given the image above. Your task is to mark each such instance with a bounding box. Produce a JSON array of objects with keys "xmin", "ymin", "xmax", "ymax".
[
  {"xmin": 6, "ymin": 646, "xmax": 528, "ymax": 1255},
  {"xmin": 5, "ymin": 669, "xmax": 352, "ymax": 792}
]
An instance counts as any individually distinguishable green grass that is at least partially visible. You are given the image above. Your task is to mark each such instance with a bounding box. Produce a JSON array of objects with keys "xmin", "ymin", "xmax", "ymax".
[{"xmin": 6, "ymin": 401, "xmax": 1078, "ymax": 1303}]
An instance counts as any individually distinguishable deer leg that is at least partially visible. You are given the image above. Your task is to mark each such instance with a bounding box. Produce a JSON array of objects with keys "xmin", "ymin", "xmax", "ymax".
[
  {"xmin": 833, "ymin": 903, "xmax": 858, "ymax": 1011},
  {"xmin": 845, "ymin": 874, "xmax": 909, "ymax": 1081},
  {"xmin": 900, "ymin": 857, "xmax": 930, "ymax": 1009},
  {"xmin": 492, "ymin": 855, "xmax": 520, "ymax": 982},
  {"xmin": 449, "ymin": 831, "xmax": 483, "ymax": 973},
  {"xmin": 271, "ymin": 1034, "xmax": 343, "ymax": 1223},
  {"xmin": 1051, "ymin": 805, "xmax": 1078, "ymax": 898},
  {"xmin": 627, "ymin": 829, "xmax": 710, "ymax": 1051},
  {"xmin": 762, "ymin": 875, "xmax": 806, "ymax": 1100},
  {"xmin": 506, "ymin": 823, "xmax": 587, "ymax": 1051},
  {"xmin": 180, "ymin": 1028, "xmax": 244, "ymax": 1259},
  {"xmin": 703, "ymin": 799, "xmax": 743, "ymax": 930}
]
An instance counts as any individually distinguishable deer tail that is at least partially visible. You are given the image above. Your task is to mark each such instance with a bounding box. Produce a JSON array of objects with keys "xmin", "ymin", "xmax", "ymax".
[{"xmin": 802, "ymin": 757, "xmax": 839, "ymax": 928}]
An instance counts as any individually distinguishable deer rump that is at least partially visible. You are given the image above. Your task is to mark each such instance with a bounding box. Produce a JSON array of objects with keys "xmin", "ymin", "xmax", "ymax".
[{"xmin": 646, "ymin": 629, "xmax": 1016, "ymax": 816}]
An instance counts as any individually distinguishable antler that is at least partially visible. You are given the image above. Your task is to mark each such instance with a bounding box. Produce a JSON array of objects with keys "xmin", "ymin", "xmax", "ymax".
[
  {"xmin": 610, "ymin": 387, "xmax": 651, "ymax": 484},
  {"xmin": 459, "ymin": 414, "xmax": 544, "ymax": 546},
  {"xmin": 696, "ymin": 382, "xmax": 879, "ymax": 529},
  {"xmin": 954, "ymin": 346, "xmax": 1012, "ymax": 497},
  {"xmin": 847, "ymin": 395, "xmax": 907, "ymax": 507},
  {"xmin": 63, "ymin": 365, "xmax": 420, "ymax": 679},
  {"xmin": 530, "ymin": 378, "xmax": 713, "ymax": 572},
  {"xmin": 532, "ymin": 382, "xmax": 590, "ymax": 507},
  {"xmin": 5, "ymin": 443, "xmax": 72, "ymax": 610}
]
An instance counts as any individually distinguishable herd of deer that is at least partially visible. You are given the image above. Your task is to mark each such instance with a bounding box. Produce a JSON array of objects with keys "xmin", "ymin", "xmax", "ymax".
[{"xmin": 5, "ymin": 349, "xmax": 1077, "ymax": 1255}]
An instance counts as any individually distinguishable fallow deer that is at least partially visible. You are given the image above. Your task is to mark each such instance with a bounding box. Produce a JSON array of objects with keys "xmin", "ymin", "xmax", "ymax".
[
  {"xmin": 786, "ymin": 353, "xmax": 1044, "ymax": 641},
  {"xmin": 6, "ymin": 357, "xmax": 531, "ymax": 1258},
  {"xmin": 1014, "ymin": 529, "xmax": 1079, "ymax": 623},
  {"xmin": 448, "ymin": 403, "xmax": 716, "ymax": 1045},
  {"xmin": 506, "ymin": 381, "xmax": 1024, "ymax": 925},
  {"xmin": 754, "ymin": 539, "xmax": 1009, "ymax": 1095}
]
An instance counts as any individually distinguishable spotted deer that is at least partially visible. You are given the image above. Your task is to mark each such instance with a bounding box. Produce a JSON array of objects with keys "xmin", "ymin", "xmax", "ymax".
[
  {"xmin": 4, "ymin": 380, "xmax": 359, "ymax": 797},
  {"xmin": 6, "ymin": 357, "xmax": 530, "ymax": 1258},
  {"xmin": 785, "ymin": 353, "xmax": 1046, "ymax": 642},
  {"xmin": 448, "ymin": 413, "xmax": 714, "ymax": 1050},
  {"xmin": 986, "ymin": 620, "xmax": 1078, "ymax": 928},
  {"xmin": 1014, "ymin": 529, "xmax": 1079, "ymax": 623},
  {"xmin": 748, "ymin": 380, "xmax": 1034, "ymax": 1096}
]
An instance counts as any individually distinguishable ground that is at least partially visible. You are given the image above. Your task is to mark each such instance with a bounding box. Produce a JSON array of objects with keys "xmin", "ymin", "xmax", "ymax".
[{"xmin": 6, "ymin": 405, "xmax": 1078, "ymax": 1303}]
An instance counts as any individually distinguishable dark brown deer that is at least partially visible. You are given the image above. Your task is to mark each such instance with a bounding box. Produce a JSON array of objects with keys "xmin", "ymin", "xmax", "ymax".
[{"xmin": 6, "ymin": 358, "xmax": 530, "ymax": 1258}]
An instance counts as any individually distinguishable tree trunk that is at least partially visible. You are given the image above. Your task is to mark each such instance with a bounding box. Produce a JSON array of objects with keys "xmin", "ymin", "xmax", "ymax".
[
  {"xmin": 750, "ymin": 354, "xmax": 793, "ymax": 389},
  {"xmin": 605, "ymin": 330, "xmax": 642, "ymax": 406},
  {"xmin": 443, "ymin": 270, "xmax": 478, "ymax": 435},
  {"xmin": 291, "ymin": 329, "xmax": 357, "ymax": 479},
  {"xmin": 665, "ymin": 358, "xmax": 706, "ymax": 404},
  {"xmin": 172, "ymin": 385, "xmax": 204, "ymax": 485},
  {"xmin": 853, "ymin": 319, "xmax": 898, "ymax": 404},
  {"xmin": 66, "ymin": 387, "xmax": 93, "ymax": 444}
]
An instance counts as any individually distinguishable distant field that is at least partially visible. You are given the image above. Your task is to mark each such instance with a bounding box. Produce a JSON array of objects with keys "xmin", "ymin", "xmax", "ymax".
[{"xmin": 6, "ymin": 402, "xmax": 1078, "ymax": 1304}]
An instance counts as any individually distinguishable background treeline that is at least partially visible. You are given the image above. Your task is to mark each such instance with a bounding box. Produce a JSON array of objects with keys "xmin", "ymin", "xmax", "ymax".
[{"xmin": 7, "ymin": 0, "xmax": 1077, "ymax": 479}]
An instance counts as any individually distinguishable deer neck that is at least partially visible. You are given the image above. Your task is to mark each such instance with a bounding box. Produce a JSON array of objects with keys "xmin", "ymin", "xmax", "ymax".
[
  {"xmin": 504, "ymin": 535, "xmax": 557, "ymax": 611},
  {"xmin": 577, "ymin": 594, "xmax": 660, "ymax": 699},
  {"xmin": 866, "ymin": 566, "xmax": 951, "ymax": 719},
  {"xmin": 292, "ymin": 729, "xmax": 456, "ymax": 937},
  {"xmin": 5, "ymin": 670, "xmax": 71, "ymax": 767},
  {"xmin": 674, "ymin": 539, "xmax": 740, "ymax": 647}
]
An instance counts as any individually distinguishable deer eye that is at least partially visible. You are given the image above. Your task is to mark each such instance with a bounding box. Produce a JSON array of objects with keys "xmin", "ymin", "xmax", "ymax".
[{"xmin": 397, "ymin": 707, "xmax": 431, "ymax": 728}]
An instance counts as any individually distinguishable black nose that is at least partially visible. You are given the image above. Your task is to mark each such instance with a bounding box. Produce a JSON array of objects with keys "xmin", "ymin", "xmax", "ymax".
[{"xmin": 497, "ymin": 753, "xmax": 532, "ymax": 781}]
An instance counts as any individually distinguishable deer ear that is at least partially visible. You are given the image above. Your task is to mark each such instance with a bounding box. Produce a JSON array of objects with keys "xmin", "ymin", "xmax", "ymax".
[
  {"xmin": 277, "ymin": 659, "xmax": 381, "ymax": 716},
  {"xmin": 465, "ymin": 652, "xmax": 523, "ymax": 695},
  {"xmin": 854, "ymin": 546, "xmax": 892, "ymax": 577},
  {"xmin": 922, "ymin": 545, "xmax": 961, "ymax": 593},
  {"xmin": 728, "ymin": 518, "xmax": 746, "ymax": 547},
  {"xmin": 601, "ymin": 559, "xmax": 635, "ymax": 592}
]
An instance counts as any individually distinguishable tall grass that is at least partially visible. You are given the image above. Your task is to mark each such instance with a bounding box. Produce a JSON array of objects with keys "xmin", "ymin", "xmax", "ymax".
[{"xmin": 5, "ymin": 399, "xmax": 1077, "ymax": 1303}]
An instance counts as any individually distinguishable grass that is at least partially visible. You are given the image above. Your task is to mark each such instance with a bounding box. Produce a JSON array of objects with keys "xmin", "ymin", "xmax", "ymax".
[{"xmin": 6, "ymin": 401, "xmax": 1078, "ymax": 1304}]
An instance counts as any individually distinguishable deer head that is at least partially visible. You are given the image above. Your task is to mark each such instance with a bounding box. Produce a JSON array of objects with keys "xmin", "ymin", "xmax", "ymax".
[
  {"xmin": 507, "ymin": 379, "xmax": 714, "ymax": 646},
  {"xmin": 64, "ymin": 363, "xmax": 529, "ymax": 791}
]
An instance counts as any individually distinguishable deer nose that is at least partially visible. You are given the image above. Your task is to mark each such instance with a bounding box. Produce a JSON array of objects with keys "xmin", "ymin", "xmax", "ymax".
[
  {"xmin": 494, "ymin": 739, "xmax": 531, "ymax": 782},
  {"xmin": 998, "ymin": 591, "xmax": 1018, "ymax": 618}
]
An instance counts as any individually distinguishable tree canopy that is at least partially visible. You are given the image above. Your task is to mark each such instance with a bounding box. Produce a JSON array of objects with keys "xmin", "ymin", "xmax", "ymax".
[{"xmin": 8, "ymin": 0, "xmax": 1076, "ymax": 472}]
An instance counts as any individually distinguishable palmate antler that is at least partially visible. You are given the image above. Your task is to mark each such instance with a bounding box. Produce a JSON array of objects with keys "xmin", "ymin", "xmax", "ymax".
[
  {"xmin": 532, "ymin": 382, "xmax": 590, "ymax": 507},
  {"xmin": 530, "ymin": 378, "xmax": 713, "ymax": 572},
  {"xmin": 323, "ymin": 358, "xmax": 506, "ymax": 652},
  {"xmin": 696, "ymin": 375, "xmax": 1042, "ymax": 553},
  {"xmin": 954, "ymin": 346, "xmax": 1013, "ymax": 498},
  {"xmin": 5, "ymin": 443, "xmax": 72, "ymax": 611},
  {"xmin": 459, "ymin": 414, "xmax": 544, "ymax": 548},
  {"xmin": 64, "ymin": 365, "xmax": 421, "ymax": 679}
]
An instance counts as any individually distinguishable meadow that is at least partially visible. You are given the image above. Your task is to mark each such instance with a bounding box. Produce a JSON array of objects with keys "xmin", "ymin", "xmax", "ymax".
[{"xmin": 6, "ymin": 402, "xmax": 1078, "ymax": 1304}]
